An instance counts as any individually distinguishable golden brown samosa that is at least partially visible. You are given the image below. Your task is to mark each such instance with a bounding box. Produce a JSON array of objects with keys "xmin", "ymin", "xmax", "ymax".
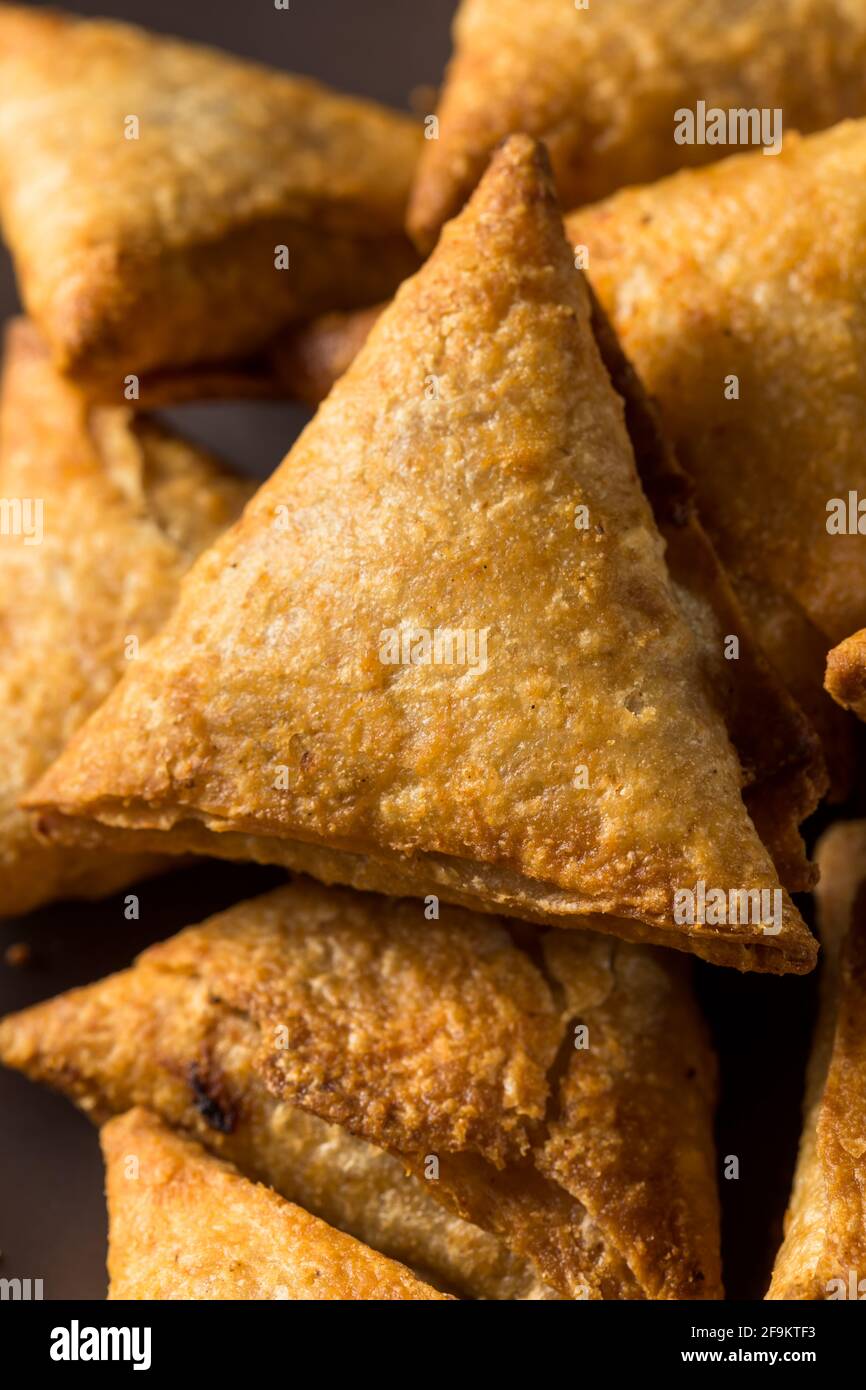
[
  {"xmin": 0, "ymin": 320, "xmax": 250, "ymax": 917},
  {"xmin": 0, "ymin": 5, "xmax": 420, "ymax": 396},
  {"xmin": 1, "ymin": 877, "xmax": 723, "ymax": 1299},
  {"xmin": 23, "ymin": 137, "xmax": 817, "ymax": 971},
  {"xmin": 408, "ymin": 0, "xmax": 866, "ymax": 250},
  {"xmin": 766, "ymin": 823, "xmax": 866, "ymax": 1299},
  {"xmin": 102, "ymin": 1108, "xmax": 448, "ymax": 1301}
]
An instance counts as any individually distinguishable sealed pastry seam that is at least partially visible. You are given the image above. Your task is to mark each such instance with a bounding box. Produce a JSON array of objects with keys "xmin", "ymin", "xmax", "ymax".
[{"xmin": 28, "ymin": 809, "xmax": 814, "ymax": 976}]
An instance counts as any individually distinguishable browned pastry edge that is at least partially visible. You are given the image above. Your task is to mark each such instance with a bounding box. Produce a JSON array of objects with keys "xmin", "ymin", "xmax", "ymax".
[{"xmin": 76, "ymin": 306, "xmax": 387, "ymax": 411}]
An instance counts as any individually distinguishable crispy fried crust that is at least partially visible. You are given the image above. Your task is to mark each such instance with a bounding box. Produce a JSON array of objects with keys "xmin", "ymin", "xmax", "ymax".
[
  {"xmin": 567, "ymin": 121, "xmax": 866, "ymax": 788},
  {"xmin": 408, "ymin": 0, "xmax": 866, "ymax": 249},
  {"xmin": 0, "ymin": 5, "xmax": 420, "ymax": 392},
  {"xmin": 0, "ymin": 878, "xmax": 723, "ymax": 1299},
  {"xmin": 540, "ymin": 934, "xmax": 720, "ymax": 1300},
  {"xmin": 767, "ymin": 824, "xmax": 866, "ymax": 1299},
  {"xmin": 23, "ymin": 138, "xmax": 815, "ymax": 971},
  {"xmin": 103, "ymin": 1108, "xmax": 447, "ymax": 1300},
  {"xmin": 825, "ymin": 630, "xmax": 866, "ymax": 722},
  {"xmin": 0, "ymin": 320, "xmax": 250, "ymax": 916}
]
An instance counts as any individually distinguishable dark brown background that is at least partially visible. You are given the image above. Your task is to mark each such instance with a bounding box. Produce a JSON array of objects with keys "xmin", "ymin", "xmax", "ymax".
[{"xmin": 0, "ymin": 0, "xmax": 826, "ymax": 1302}]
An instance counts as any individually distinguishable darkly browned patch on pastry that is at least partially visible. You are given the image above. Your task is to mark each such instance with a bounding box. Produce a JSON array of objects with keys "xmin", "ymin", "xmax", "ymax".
[{"xmin": 0, "ymin": 877, "xmax": 722, "ymax": 1300}]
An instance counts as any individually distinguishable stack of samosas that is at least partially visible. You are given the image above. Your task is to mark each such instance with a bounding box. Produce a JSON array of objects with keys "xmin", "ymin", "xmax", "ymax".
[{"xmin": 1, "ymin": 2, "xmax": 865, "ymax": 1300}]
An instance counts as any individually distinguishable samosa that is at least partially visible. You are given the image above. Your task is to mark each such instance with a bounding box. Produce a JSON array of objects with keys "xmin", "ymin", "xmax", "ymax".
[
  {"xmin": 0, "ymin": 877, "xmax": 723, "ymax": 1300},
  {"xmin": 0, "ymin": 5, "xmax": 420, "ymax": 396},
  {"xmin": 24, "ymin": 137, "xmax": 818, "ymax": 971},
  {"xmin": 408, "ymin": 0, "xmax": 866, "ymax": 249}
]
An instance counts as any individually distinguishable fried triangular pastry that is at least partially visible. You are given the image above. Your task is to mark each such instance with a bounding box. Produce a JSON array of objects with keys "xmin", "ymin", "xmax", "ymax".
[
  {"xmin": 24, "ymin": 136, "xmax": 816, "ymax": 971},
  {"xmin": 826, "ymin": 630, "xmax": 866, "ymax": 723},
  {"xmin": 0, "ymin": 319, "xmax": 250, "ymax": 916},
  {"xmin": 408, "ymin": 0, "xmax": 866, "ymax": 250},
  {"xmin": 767, "ymin": 823, "xmax": 866, "ymax": 1299},
  {"xmin": 0, "ymin": 878, "xmax": 723, "ymax": 1299},
  {"xmin": 566, "ymin": 119, "xmax": 866, "ymax": 791},
  {"xmin": 103, "ymin": 1108, "xmax": 446, "ymax": 1300},
  {"xmin": 0, "ymin": 5, "xmax": 420, "ymax": 396}
]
